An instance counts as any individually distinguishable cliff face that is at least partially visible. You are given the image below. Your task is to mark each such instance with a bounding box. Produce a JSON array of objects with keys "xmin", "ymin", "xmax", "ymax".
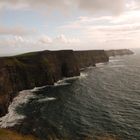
[
  {"xmin": 0, "ymin": 50, "xmax": 80, "ymax": 116},
  {"xmin": 0, "ymin": 49, "xmax": 110, "ymax": 117},
  {"xmin": 1, "ymin": 49, "xmax": 132, "ymax": 117},
  {"xmin": 106, "ymin": 49, "xmax": 134, "ymax": 57},
  {"xmin": 75, "ymin": 50, "xmax": 109, "ymax": 68}
]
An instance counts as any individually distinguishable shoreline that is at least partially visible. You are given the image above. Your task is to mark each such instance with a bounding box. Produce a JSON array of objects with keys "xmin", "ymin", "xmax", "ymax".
[{"xmin": 0, "ymin": 49, "xmax": 134, "ymax": 140}]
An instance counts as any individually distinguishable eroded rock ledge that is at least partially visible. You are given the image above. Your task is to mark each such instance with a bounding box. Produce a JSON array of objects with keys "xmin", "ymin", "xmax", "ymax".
[{"xmin": 0, "ymin": 49, "xmax": 133, "ymax": 117}]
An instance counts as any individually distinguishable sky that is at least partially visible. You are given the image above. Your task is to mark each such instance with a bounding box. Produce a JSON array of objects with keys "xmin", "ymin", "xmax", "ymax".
[{"xmin": 0, "ymin": 0, "xmax": 140, "ymax": 55}]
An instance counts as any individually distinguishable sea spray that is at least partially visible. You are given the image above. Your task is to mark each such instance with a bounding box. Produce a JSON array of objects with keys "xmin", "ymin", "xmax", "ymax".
[
  {"xmin": 38, "ymin": 97, "xmax": 56, "ymax": 103},
  {"xmin": 0, "ymin": 90, "xmax": 35, "ymax": 128},
  {"xmin": 0, "ymin": 72, "xmax": 88, "ymax": 128}
]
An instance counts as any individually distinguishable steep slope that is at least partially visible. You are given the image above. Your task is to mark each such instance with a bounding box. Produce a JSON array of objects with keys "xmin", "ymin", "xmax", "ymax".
[
  {"xmin": 0, "ymin": 49, "xmax": 132, "ymax": 117},
  {"xmin": 0, "ymin": 50, "xmax": 80, "ymax": 117},
  {"xmin": 75, "ymin": 50, "xmax": 109, "ymax": 68}
]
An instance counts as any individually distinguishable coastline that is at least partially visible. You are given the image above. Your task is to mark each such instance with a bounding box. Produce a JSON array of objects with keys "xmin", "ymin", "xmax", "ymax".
[{"xmin": 0, "ymin": 49, "xmax": 134, "ymax": 140}]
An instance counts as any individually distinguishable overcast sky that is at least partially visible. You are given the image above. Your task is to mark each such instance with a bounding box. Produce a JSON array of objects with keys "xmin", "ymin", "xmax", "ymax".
[{"xmin": 0, "ymin": 0, "xmax": 140, "ymax": 55}]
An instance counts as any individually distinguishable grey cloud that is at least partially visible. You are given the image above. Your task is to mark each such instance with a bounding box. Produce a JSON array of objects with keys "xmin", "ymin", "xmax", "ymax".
[
  {"xmin": 0, "ymin": 0, "xmax": 126, "ymax": 15},
  {"xmin": 78, "ymin": 0, "xmax": 125, "ymax": 15}
]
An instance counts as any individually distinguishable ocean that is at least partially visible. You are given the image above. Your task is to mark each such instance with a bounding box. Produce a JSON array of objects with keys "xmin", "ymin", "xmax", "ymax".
[{"xmin": 0, "ymin": 49, "xmax": 140, "ymax": 140}]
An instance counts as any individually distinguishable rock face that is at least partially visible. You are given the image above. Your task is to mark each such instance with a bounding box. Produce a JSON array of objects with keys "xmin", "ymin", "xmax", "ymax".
[
  {"xmin": 75, "ymin": 50, "xmax": 109, "ymax": 68},
  {"xmin": 0, "ymin": 50, "xmax": 80, "ymax": 117},
  {"xmin": 106, "ymin": 49, "xmax": 134, "ymax": 57},
  {"xmin": 0, "ymin": 49, "xmax": 133, "ymax": 117}
]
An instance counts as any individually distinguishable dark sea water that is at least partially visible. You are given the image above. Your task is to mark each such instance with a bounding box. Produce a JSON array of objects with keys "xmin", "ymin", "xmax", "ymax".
[{"xmin": 1, "ymin": 49, "xmax": 140, "ymax": 140}]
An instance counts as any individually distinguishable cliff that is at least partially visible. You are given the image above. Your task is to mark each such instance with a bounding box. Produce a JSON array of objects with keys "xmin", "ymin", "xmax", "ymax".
[
  {"xmin": 75, "ymin": 50, "xmax": 109, "ymax": 68},
  {"xmin": 0, "ymin": 49, "xmax": 133, "ymax": 139},
  {"xmin": 106, "ymin": 49, "xmax": 134, "ymax": 57},
  {"xmin": 0, "ymin": 50, "xmax": 80, "ymax": 116},
  {"xmin": 0, "ymin": 49, "xmax": 109, "ymax": 117},
  {"xmin": 0, "ymin": 49, "xmax": 133, "ymax": 117}
]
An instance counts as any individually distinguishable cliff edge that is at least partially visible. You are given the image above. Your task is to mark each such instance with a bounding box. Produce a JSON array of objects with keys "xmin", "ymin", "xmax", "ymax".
[
  {"xmin": 0, "ymin": 50, "xmax": 80, "ymax": 116},
  {"xmin": 75, "ymin": 50, "xmax": 109, "ymax": 68},
  {"xmin": 0, "ymin": 50, "xmax": 109, "ymax": 117},
  {"xmin": 0, "ymin": 49, "xmax": 133, "ymax": 117}
]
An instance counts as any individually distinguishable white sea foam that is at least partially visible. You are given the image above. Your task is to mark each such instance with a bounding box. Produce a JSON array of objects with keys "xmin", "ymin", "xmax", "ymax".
[
  {"xmin": 54, "ymin": 73, "xmax": 88, "ymax": 86},
  {"xmin": 96, "ymin": 63, "xmax": 106, "ymax": 67},
  {"xmin": 31, "ymin": 86, "xmax": 47, "ymax": 92},
  {"xmin": 109, "ymin": 59, "xmax": 121, "ymax": 63},
  {"xmin": 63, "ymin": 76, "xmax": 80, "ymax": 81},
  {"xmin": 80, "ymin": 66, "xmax": 96, "ymax": 71},
  {"xmin": 79, "ymin": 72, "xmax": 88, "ymax": 78},
  {"xmin": 38, "ymin": 97, "xmax": 56, "ymax": 103},
  {"xmin": 0, "ymin": 90, "xmax": 35, "ymax": 128},
  {"xmin": 109, "ymin": 65, "xmax": 125, "ymax": 68},
  {"xmin": 54, "ymin": 81, "xmax": 70, "ymax": 87},
  {"xmin": 0, "ymin": 73, "xmax": 88, "ymax": 128},
  {"xmin": 87, "ymin": 66, "xmax": 95, "ymax": 69}
]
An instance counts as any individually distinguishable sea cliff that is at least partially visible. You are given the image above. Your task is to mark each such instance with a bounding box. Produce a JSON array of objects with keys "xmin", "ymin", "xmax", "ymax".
[
  {"xmin": 106, "ymin": 49, "xmax": 134, "ymax": 57},
  {"xmin": 75, "ymin": 50, "xmax": 109, "ymax": 68},
  {"xmin": 0, "ymin": 50, "xmax": 108, "ymax": 117},
  {"xmin": 0, "ymin": 50, "xmax": 80, "ymax": 116},
  {"xmin": 0, "ymin": 49, "xmax": 133, "ymax": 117}
]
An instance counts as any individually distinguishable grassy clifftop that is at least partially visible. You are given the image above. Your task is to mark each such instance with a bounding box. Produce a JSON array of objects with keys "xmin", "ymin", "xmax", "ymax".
[
  {"xmin": 0, "ymin": 128, "xmax": 120, "ymax": 140},
  {"xmin": 0, "ymin": 129, "xmax": 38, "ymax": 140}
]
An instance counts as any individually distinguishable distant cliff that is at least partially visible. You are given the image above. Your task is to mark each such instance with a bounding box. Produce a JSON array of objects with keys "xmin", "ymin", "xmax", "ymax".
[
  {"xmin": 75, "ymin": 50, "xmax": 109, "ymax": 68},
  {"xmin": 106, "ymin": 49, "xmax": 134, "ymax": 57}
]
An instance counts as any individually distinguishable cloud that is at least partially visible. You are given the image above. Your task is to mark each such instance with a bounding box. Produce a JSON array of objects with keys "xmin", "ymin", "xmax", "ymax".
[
  {"xmin": 39, "ymin": 34, "xmax": 80, "ymax": 44},
  {"xmin": 0, "ymin": 0, "xmax": 126, "ymax": 15},
  {"xmin": 39, "ymin": 35, "xmax": 52, "ymax": 44},
  {"xmin": 0, "ymin": 36, "xmax": 41, "ymax": 56},
  {"xmin": 0, "ymin": 0, "xmax": 140, "ymax": 52},
  {"xmin": 59, "ymin": 9, "xmax": 140, "ymax": 31},
  {"xmin": 58, "ymin": 13, "xmax": 140, "ymax": 49},
  {"xmin": 78, "ymin": 0, "xmax": 125, "ymax": 15},
  {"xmin": 0, "ymin": 34, "xmax": 80, "ymax": 50},
  {"xmin": 54, "ymin": 34, "xmax": 80, "ymax": 44},
  {"xmin": 126, "ymin": 0, "xmax": 140, "ymax": 10},
  {"xmin": 0, "ymin": 36, "xmax": 31, "ymax": 46},
  {"xmin": 89, "ymin": 24, "xmax": 140, "ymax": 33},
  {"xmin": 0, "ymin": 25, "xmax": 36, "ymax": 36}
]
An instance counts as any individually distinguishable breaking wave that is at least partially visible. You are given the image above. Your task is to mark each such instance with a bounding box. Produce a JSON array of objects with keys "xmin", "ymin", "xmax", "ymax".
[
  {"xmin": 38, "ymin": 97, "xmax": 56, "ymax": 103},
  {"xmin": 0, "ymin": 72, "xmax": 88, "ymax": 128},
  {"xmin": 0, "ymin": 90, "xmax": 35, "ymax": 128}
]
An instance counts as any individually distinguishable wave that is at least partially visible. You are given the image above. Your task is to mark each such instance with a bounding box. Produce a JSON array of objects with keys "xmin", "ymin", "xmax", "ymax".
[
  {"xmin": 38, "ymin": 97, "xmax": 56, "ymax": 103},
  {"xmin": 54, "ymin": 72, "xmax": 88, "ymax": 86},
  {"xmin": 96, "ymin": 63, "xmax": 106, "ymax": 67},
  {"xmin": 0, "ymin": 85, "xmax": 58, "ymax": 128},
  {"xmin": 31, "ymin": 86, "xmax": 47, "ymax": 92},
  {"xmin": 109, "ymin": 59, "xmax": 122, "ymax": 63},
  {"xmin": 109, "ymin": 65, "xmax": 125, "ymax": 68},
  {"xmin": 79, "ymin": 72, "xmax": 88, "ymax": 78},
  {"xmin": 0, "ymin": 72, "xmax": 88, "ymax": 128},
  {"xmin": 0, "ymin": 90, "xmax": 35, "ymax": 128},
  {"xmin": 54, "ymin": 80, "xmax": 70, "ymax": 87}
]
